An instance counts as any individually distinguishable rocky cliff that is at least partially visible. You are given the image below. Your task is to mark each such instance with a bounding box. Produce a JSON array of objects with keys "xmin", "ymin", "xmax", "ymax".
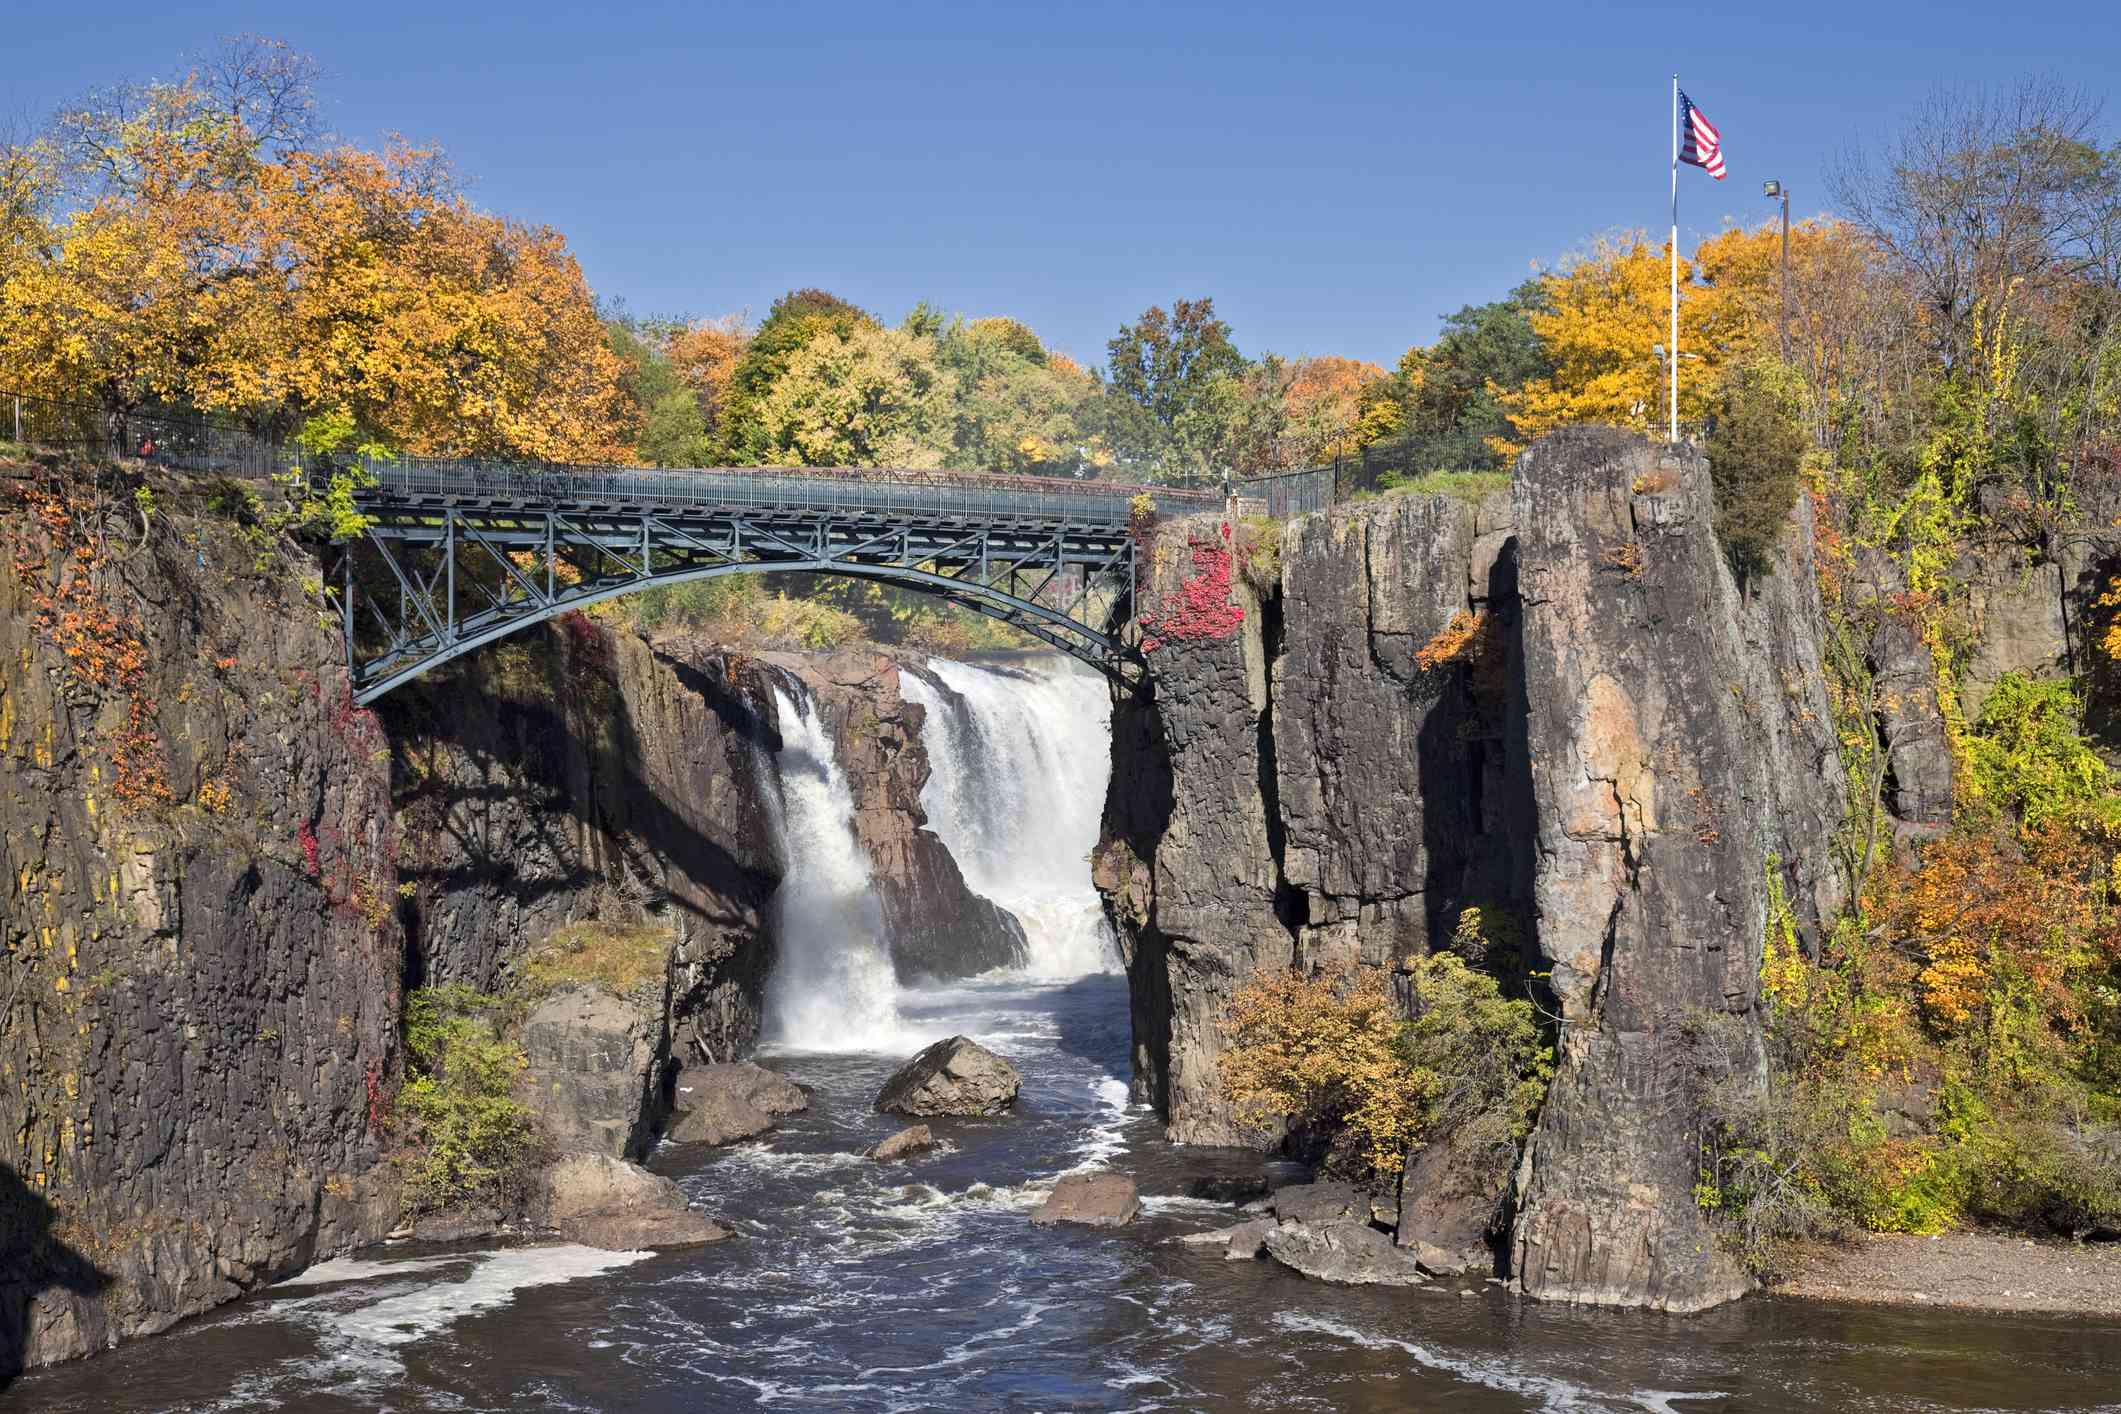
[
  {"xmin": 1097, "ymin": 429, "xmax": 1848, "ymax": 1310},
  {"xmin": 0, "ymin": 465, "xmax": 795, "ymax": 1373}
]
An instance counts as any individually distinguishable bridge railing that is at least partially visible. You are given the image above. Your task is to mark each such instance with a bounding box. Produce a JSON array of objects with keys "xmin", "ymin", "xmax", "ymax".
[{"xmin": 348, "ymin": 453, "xmax": 1221, "ymax": 528}]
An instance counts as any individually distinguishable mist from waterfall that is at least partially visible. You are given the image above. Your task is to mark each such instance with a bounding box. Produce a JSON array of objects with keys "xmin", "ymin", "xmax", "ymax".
[
  {"xmin": 760, "ymin": 681, "xmax": 910, "ymax": 1052},
  {"xmin": 901, "ymin": 656, "xmax": 1118, "ymax": 979}
]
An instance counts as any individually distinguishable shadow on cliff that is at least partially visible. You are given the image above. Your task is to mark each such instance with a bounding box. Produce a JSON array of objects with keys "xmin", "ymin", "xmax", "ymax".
[
  {"xmin": 377, "ymin": 631, "xmax": 780, "ymax": 983},
  {"xmin": 0, "ymin": 1161, "xmax": 110, "ymax": 1390}
]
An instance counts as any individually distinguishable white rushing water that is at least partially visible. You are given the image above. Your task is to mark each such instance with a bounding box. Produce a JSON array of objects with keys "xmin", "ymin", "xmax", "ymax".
[
  {"xmin": 901, "ymin": 656, "xmax": 1118, "ymax": 979},
  {"xmin": 761, "ymin": 681, "xmax": 911, "ymax": 1051}
]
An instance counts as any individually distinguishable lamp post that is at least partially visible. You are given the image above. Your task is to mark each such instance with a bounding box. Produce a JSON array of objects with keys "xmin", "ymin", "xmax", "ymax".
[{"xmin": 1763, "ymin": 179, "xmax": 1790, "ymax": 362}]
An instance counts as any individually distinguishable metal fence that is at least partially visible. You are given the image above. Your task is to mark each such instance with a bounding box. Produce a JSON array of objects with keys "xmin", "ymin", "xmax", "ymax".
[
  {"xmin": 1234, "ymin": 466, "xmax": 1333, "ymax": 517},
  {"xmin": 4, "ymin": 391, "xmax": 298, "ymax": 481}
]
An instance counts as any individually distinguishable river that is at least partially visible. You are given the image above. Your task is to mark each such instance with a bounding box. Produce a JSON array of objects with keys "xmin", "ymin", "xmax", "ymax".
[{"xmin": 12, "ymin": 659, "xmax": 2121, "ymax": 1412}]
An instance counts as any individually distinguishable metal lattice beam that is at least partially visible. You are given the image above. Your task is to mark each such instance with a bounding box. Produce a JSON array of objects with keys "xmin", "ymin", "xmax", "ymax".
[{"xmin": 336, "ymin": 490, "xmax": 1158, "ymax": 703}]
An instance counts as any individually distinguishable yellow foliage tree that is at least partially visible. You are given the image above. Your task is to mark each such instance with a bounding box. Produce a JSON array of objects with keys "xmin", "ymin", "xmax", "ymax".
[
  {"xmin": 1280, "ymin": 355, "xmax": 1387, "ymax": 464},
  {"xmin": 753, "ymin": 324, "xmax": 952, "ymax": 468}
]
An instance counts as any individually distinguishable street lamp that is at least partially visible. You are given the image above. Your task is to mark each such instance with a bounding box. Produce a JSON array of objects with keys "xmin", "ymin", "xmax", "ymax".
[{"xmin": 1762, "ymin": 179, "xmax": 1790, "ymax": 361}]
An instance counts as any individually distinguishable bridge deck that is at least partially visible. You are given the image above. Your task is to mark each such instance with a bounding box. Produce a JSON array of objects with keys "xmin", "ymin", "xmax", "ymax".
[{"xmin": 355, "ymin": 459, "xmax": 1221, "ymax": 527}]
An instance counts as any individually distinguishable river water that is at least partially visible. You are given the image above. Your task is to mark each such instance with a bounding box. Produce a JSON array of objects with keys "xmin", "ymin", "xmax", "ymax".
[{"xmin": 14, "ymin": 659, "xmax": 2121, "ymax": 1412}]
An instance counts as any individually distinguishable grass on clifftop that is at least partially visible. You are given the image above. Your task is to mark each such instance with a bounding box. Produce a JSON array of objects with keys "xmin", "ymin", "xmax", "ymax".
[
  {"xmin": 523, "ymin": 919, "xmax": 672, "ymax": 998},
  {"xmin": 1344, "ymin": 469, "xmax": 1513, "ymax": 505}
]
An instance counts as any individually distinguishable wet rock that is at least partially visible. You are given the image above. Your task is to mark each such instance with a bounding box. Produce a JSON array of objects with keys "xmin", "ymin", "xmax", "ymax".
[
  {"xmin": 522, "ymin": 983, "xmax": 670, "ymax": 1161},
  {"xmin": 867, "ymin": 1125, "xmax": 934, "ymax": 1161},
  {"xmin": 1224, "ymin": 1218, "xmax": 1275, "ymax": 1260},
  {"xmin": 1396, "ymin": 1131, "xmax": 1505, "ymax": 1276},
  {"xmin": 665, "ymin": 1060, "xmax": 807, "ymax": 1146},
  {"xmin": 876, "ymin": 1036, "xmax": 1022, "ymax": 1117},
  {"xmin": 539, "ymin": 1152, "xmax": 732, "ymax": 1250},
  {"xmin": 1268, "ymin": 1181, "xmax": 1362, "ymax": 1224},
  {"xmin": 687, "ymin": 1061, "xmax": 808, "ymax": 1117},
  {"xmin": 1031, "ymin": 1173, "xmax": 1140, "ymax": 1227},
  {"xmin": 1189, "ymin": 1174, "xmax": 1269, "ymax": 1205},
  {"xmin": 665, "ymin": 1089, "xmax": 774, "ymax": 1147},
  {"xmin": 410, "ymin": 1208, "xmax": 501, "ymax": 1244},
  {"xmin": 1262, "ymin": 1220, "xmax": 1428, "ymax": 1286}
]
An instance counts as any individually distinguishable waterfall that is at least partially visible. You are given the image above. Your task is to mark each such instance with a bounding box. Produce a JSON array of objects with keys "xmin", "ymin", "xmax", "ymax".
[
  {"xmin": 760, "ymin": 681, "xmax": 909, "ymax": 1051},
  {"xmin": 901, "ymin": 657, "xmax": 1118, "ymax": 979}
]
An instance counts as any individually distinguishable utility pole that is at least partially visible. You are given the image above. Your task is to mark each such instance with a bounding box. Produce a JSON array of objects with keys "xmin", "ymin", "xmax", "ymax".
[{"xmin": 1763, "ymin": 179, "xmax": 1790, "ymax": 361}]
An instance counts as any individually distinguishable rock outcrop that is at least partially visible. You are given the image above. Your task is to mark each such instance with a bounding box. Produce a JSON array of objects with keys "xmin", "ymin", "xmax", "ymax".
[
  {"xmin": 1030, "ymin": 1172, "xmax": 1140, "ymax": 1227},
  {"xmin": 1097, "ymin": 429, "xmax": 1849, "ymax": 1313},
  {"xmin": 867, "ymin": 1125, "xmax": 933, "ymax": 1161},
  {"xmin": 1097, "ymin": 489, "xmax": 1532, "ymax": 1145},
  {"xmin": 1262, "ymin": 1221, "xmax": 1429, "ymax": 1286},
  {"xmin": 521, "ymin": 983, "xmax": 671, "ymax": 1160},
  {"xmin": 666, "ymin": 1061, "xmax": 806, "ymax": 1147},
  {"xmin": 1507, "ymin": 429, "xmax": 1845, "ymax": 1313},
  {"xmin": 876, "ymin": 1036, "xmax": 1022, "ymax": 1116},
  {"xmin": 538, "ymin": 1152, "xmax": 732, "ymax": 1250}
]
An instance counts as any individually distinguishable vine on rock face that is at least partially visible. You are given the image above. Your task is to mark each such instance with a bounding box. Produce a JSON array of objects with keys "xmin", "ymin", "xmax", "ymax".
[
  {"xmin": 1139, "ymin": 522, "xmax": 1245, "ymax": 653},
  {"xmin": 6, "ymin": 474, "xmax": 173, "ymax": 812}
]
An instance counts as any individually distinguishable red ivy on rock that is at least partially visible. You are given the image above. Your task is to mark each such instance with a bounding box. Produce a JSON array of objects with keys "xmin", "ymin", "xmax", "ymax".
[{"xmin": 1141, "ymin": 523, "xmax": 1245, "ymax": 652}]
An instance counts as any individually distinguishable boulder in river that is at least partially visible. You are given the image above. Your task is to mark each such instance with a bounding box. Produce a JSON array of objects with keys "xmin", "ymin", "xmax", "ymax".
[
  {"xmin": 1268, "ymin": 1181, "xmax": 1362, "ymax": 1224},
  {"xmin": 1262, "ymin": 1220, "xmax": 1428, "ymax": 1286},
  {"xmin": 1395, "ymin": 1130, "xmax": 1505, "ymax": 1276},
  {"xmin": 1031, "ymin": 1172, "xmax": 1140, "ymax": 1227},
  {"xmin": 1223, "ymin": 1218, "xmax": 1276, "ymax": 1260},
  {"xmin": 539, "ymin": 1152, "xmax": 733, "ymax": 1250},
  {"xmin": 867, "ymin": 1125, "xmax": 935, "ymax": 1161},
  {"xmin": 875, "ymin": 1035, "xmax": 1022, "ymax": 1117},
  {"xmin": 666, "ymin": 1061, "xmax": 808, "ymax": 1146},
  {"xmin": 410, "ymin": 1207, "xmax": 501, "ymax": 1243}
]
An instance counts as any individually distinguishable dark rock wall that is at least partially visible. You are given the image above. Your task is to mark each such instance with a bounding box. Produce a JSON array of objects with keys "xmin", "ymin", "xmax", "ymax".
[
  {"xmin": 1097, "ymin": 493, "xmax": 1533, "ymax": 1146},
  {"xmin": 1, "ymin": 476, "xmax": 401, "ymax": 1375}
]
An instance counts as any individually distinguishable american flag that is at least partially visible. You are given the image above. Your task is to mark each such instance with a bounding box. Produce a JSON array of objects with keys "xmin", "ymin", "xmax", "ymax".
[{"xmin": 1679, "ymin": 90, "xmax": 1725, "ymax": 180}]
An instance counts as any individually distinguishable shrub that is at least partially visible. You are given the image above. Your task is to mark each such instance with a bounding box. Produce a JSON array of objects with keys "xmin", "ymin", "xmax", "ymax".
[
  {"xmin": 398, "ymin": 984, "xmax": 538, "ymax": 1212},
  {"xmin": 523, "ymin": 920, "xmax": 671, "ymax": 998},
  {"xmin": 1967, "ymin": 673, "xmax": 2116, "ymax": 832},
  {"xmin": 1705, "ymin": 365, "xmax": 1804, "ymax": 581},
  {"xmin": 1377, "ymin": 469, "xmax": 1511, "ymax": 503},
  {"xmin": 754, "ymin": 592, "xmax": 862, "ymax": 650},
  {"xmin": 1235, "ymin": 515, "xmax": 1281, "ymax": 594},
  {"xmin": 1219, "ymin": 956, "xmax": 1549, "ymax": 1184}
]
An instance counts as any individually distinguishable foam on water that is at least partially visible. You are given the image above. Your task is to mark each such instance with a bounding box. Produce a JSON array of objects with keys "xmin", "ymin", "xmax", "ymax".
[{"xmin": 1272, "ymin": 1310, "xmax": 1729, "ymax": 1413}]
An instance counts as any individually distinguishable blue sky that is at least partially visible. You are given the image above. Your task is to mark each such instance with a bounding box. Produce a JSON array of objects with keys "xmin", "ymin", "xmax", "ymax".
[{"xmin": 9, "ymin": 1, "xmax": 2120, "ymax": 367}]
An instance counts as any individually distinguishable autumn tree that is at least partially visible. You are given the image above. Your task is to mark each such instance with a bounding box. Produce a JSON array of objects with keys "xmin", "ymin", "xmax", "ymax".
[
  {"xmin": 751, "ymin": 323, "xmax": 952, "ymax": 467},
  {"xmin": 937, "ymin": 316, "xmax": 1102, "ymax": 474},
  {"xmin": 665, "ymin": 313, "xmax": 751, "ymax": 446},
  {"xmin": 1274, "ymin": 355, "xmax": 1386, "ymax": 467}
]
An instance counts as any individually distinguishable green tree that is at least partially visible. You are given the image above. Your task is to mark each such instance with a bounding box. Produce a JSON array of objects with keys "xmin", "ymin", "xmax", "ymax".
[
  {"xmin": 717, "ymin": 288, "xmax": 876, "ymax": 460},
  {"xmin": 606, "ymin": 318, "xmax": 709, "ymax": 466},
  {"xmin": 1102, "ymin": 297, "xmax": 1247, "ymax": 478},
  {"xmin": 752, "ymin": 322, "xmax": 951, "ymax": 467}
]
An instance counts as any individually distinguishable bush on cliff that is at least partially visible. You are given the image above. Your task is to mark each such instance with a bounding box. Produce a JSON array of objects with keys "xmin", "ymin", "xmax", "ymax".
[
  {"xmin": 398, "ymin": 984, "xmax": 540, "ymax": 1212},
  {"xmin": 1219, "ymin": 956, "xmax": 1550, "ymax": 1184},
  {"xmin": 1704, "ymin": 364, "xmax": 1804, "ymax": 583}
]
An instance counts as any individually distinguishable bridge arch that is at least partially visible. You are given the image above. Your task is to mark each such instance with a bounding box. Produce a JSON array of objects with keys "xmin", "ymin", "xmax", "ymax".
[{"xmin": 332, "ymin": 460, "xmax": 1215, "ymax": 704}]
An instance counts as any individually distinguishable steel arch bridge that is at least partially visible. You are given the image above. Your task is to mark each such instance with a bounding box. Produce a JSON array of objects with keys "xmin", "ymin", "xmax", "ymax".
[{"xmin": 328, "ymin": 458, "xmax": 1221, "ymax": 704}]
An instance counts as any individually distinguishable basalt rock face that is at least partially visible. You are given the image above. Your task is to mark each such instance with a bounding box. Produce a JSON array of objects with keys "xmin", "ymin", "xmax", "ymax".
[
  {"xmin": 1096, "ymin": 493, "xmax": 1533, "ymax": 1145},
  {"xmin": 771, "ymin": 653, "xmax": 1026, "ymax": 981},
  {"xmin": 381, "ymin": 634, "xmax": 784, "ymax": 1068},
  {"xmin": 1097, "ymin": 429, "xmax": 1850, "ymax": 1313},
  {"xmin": 1, "ymin": 469, "xmax": 401, "ymax": 1377},
  {"xmin": 1506, "ymin": 428, "xmax": 1845, "ymax": 1313},
  {"xmin": 1, "ymin": 465, "xmax": 793, "ymax": 1375}
]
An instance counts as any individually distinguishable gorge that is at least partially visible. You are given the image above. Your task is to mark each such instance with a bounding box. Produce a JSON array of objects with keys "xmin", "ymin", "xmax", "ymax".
[{"xmin": 4, "ymin": 431, "xmax": 2119, "ymax": 1410}]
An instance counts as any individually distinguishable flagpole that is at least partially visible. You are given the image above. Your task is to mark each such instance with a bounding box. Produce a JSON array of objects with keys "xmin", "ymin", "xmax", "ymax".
[{"xmin": 1670, "ymin": 73, "xmax": 1680, "ymax": 445}]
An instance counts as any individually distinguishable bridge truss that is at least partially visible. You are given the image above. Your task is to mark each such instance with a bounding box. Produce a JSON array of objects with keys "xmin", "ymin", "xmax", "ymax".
[{"xmin": 331, "ymin": 461, "xmax": 1202, "ymax": 704}]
